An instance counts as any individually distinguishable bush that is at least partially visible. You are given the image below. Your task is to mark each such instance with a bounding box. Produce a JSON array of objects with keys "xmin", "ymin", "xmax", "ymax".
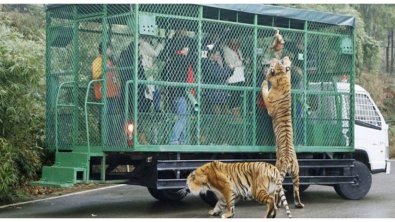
[
  {"xmin": 0, "ymin": 8, "xmax": 46, "ymax": 203},
  {"xmin": 0, "ymin": 138, "xmax": 42, "ymax": 202}
]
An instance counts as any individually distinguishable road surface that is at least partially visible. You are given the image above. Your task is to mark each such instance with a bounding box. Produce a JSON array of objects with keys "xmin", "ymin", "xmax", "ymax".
[{"xmin": 1, "ymin": 160, "xmax": 394, "ymax": 218}]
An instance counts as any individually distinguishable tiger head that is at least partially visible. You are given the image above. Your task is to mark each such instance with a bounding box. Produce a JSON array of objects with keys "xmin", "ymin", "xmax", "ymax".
[
  {"xmin": 185, "ymin": 162, "xmax": 213, "ymax": 196},
  {"xmin": 265, "ymin": 56, "xmax": 291, "ymax": 89}
]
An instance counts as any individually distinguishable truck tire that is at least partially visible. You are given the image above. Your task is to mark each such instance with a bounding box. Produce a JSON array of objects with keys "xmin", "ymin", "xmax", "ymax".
[
  {"xmin": 199, "ymin": 190, "xmax": 217, "ymax": 206},
  {"xmin": 334, "ymin": 160, "xmax": 372, "ymax": 200},
  {"xmin": 147, "ymin": 187, "xmax": 166, "ymax": 200},
  {"xmin": 147, "ymin": 188, "xmax": 187, "ymax": 201}
]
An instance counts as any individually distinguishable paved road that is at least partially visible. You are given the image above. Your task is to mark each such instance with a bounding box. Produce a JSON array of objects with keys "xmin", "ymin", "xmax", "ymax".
[{"xmin": 1, "ymin": 160, "xmax": 395, "ymax": 218}]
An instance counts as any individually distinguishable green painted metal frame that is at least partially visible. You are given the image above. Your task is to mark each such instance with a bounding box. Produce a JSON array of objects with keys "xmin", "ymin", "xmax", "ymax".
[{"xmin": 54, "ymin": 81, "xmax": 75, "ymax": 153}]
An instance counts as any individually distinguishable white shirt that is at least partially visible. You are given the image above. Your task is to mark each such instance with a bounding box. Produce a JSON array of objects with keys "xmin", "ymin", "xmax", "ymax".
[
  {"xmin": 139, "ymin": 38, "xmax": 164, "ymax": 73},
  {"xmin": 223, "ymin": 46, "xmax": 245, "ymax": 84},
  {"xmin": 138, "ymin": 38, "xmax": 164, "ymax": 100}
]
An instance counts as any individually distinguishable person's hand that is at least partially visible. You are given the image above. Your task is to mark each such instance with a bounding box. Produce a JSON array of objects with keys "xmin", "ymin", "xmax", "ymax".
[{"xmin": 229, "ymin": 64, "xmax": 235, "ymax": 69}]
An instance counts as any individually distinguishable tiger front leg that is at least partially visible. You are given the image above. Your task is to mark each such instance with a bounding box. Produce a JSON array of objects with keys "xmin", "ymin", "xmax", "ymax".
[
  {"xmin": 266, "ymin": 196, "xmax": 277, "ymax": 218},
  {"xmin": 261, "ymin": 80, "xmax": 274, "ymax": 116},
  {"xmin": 220, "ymin": 192, "xmax": 236, "ymax": 218},
  {"xmin": 208, "ymin": 198, "xmax": 226, "ymax": 216}
]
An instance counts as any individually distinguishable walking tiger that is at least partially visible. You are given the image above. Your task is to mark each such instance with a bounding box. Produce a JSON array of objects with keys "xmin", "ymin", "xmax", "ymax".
[{"xmin": 181, "ymin": 160, "xmax": 292, "ymax": 218}]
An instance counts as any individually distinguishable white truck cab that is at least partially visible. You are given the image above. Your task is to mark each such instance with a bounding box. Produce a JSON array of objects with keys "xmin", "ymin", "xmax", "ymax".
[{"xmin": 339, "ymin": 83, "xmax": 390, "ymax": 174}]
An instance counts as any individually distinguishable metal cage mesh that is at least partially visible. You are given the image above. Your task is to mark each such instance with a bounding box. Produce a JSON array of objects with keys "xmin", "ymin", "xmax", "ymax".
[{"xmin": 45, "ymin": 4, "xmax": 354, "ymax": 152}]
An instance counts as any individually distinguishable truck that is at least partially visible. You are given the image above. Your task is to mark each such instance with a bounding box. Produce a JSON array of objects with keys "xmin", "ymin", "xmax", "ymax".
[{"xmin": 32, "ymin": 4, "xmax": 390, "ymax": 204}]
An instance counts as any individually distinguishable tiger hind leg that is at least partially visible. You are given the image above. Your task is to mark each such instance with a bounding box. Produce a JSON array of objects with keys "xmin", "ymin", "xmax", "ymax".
[
  {"xmin": 255, "ymin": 190, "xmax": 277, "ymax": 218},
  {"xmin": 291, "ymin": 171, "xmax": 305, "ymax": 208}
]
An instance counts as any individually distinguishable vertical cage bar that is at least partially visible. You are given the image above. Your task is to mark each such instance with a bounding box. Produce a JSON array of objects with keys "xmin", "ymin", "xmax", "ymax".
[
  {"xmin": 46, "ymin": 10, "xmax": 54, "ymax": 150},
  {"xmin": 302, "ymin": 20, "xmax": 308, "ymax": 145},
  {"xmin": 350, "ymin": 26, "xmax": 356, "ymax": 147},
  {"xmin": 196, "ymin": 5, "xmax": 203, "ymax": 145},
  {"xmin": 101, "ymin": 4, "xmax": 108, "ymax": 149},
  {"xmin": 133, "ymin": 4, "xmax": 139, "ymax": 146},
  {"xmin": 252, "ymin": 14, "xmax": 258, "ymax": 146},
  {"xmin": 72, "ymin": 6, "xmax": 80, "ymax": 147}
]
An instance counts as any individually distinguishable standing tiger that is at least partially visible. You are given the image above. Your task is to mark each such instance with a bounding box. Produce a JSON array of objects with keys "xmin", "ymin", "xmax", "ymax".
[
  {"xmin": 182, "ymin": 160, "xmax": 292, "ymax": 218},
  {"xmin": 261, "ymin": 56, "xmax": 304, "ymax": 208}
]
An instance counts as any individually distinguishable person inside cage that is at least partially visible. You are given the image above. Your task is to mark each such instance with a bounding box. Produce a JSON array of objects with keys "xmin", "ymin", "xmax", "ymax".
[
  {"xmin": 164, "ymin": 39, "xmax": 193, "ymax": 145},
  {"xmin": 201, "ymin": 46, "xmax": 232, "ymax": 145},
  {"xmin": 222, "ymin": 38, "xmax": 248, "ymax": 121},
  {"xmin": 91, "ymin": 42, "xmax": 121, "ymax": 146},
  {"xmin": 139, "ymin": 34, "xmax": 165, "ymax": 113},
  {"xmin": 118, "ymin": 42, "xmax": 151, "ymax": 145},
  {"xmin": 158, "ymin": 24, "xmax": 196, "ymax": 113}
]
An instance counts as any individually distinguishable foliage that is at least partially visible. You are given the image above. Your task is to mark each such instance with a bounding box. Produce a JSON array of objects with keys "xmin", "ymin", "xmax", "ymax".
[
  {"xmin": 0, "ymin": 6, "xmax": 46, "ymax": 202},
  {"xmin": 0, "ymin": 4, "xmax": 45, "ymax": 41},
  {"xmin": 0, "ymin": 138, "xmax": 42, "ymax": 202},
  {"xmin": 353, "ymin": 4, "xmax": 395, "ymax": 41}
]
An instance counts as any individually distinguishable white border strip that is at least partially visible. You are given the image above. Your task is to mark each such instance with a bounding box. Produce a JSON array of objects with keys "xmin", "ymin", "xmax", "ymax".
[{"xmin": 0, "ymin": 184, "xmax": 126, "ymax": 209}]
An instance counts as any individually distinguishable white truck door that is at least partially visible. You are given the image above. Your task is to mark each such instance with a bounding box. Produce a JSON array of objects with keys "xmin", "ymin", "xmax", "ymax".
[{"xmin": 354, "ymin": 92, "xmax": 388, "ymax": 172}]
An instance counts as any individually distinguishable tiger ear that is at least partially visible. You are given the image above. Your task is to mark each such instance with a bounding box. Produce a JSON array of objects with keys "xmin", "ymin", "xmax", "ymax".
[{"xmin": 282, "ymin": 56, "xmax": 292, "ymax": 67}]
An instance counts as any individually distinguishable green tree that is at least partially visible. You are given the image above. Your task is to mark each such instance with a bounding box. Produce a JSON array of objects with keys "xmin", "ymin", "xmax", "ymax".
[{"xmin": 0, "ymin": 7, "xmax": 45, "ymax": 202}]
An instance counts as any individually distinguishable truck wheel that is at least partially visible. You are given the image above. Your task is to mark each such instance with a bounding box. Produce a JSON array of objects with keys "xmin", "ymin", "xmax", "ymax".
[
  {"xmin": 283, "ymin": 185, "xmax": 309, "ymax": 193},
  {"xmin": 334, "ymin": 160, "xmax": 372, "ymax": 200},
  {"xmin": 199, "ymin": 190, "xmax": 217, "ymax": 206},
  {"xmin": 147, "ymin": 188, "xmax": 187, "ymax": 201},
  {"xmin": 147, "ymin": 187, "xmax": 166, "ymax": 200}
]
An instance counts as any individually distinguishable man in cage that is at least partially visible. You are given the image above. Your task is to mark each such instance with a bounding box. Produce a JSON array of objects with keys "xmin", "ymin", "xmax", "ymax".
[
  {"xmin": 223, "ymin": 38, "xmax": 249, "ymax": 121},
  {"xmin": 139, "ymin": 34, "xmax": 165, "ymax": 114},
  {"xmin": 164, "ymin": 39, "xmax": 193, "ymax": 145},
  {"xmin": 201, "ymin": 46, "xmax": 232, "ymax": 145},
  {"xmin": 91, "ymin": 42, "xmax": 121, "ymax": 146},
  {"xmin": 118, "ymin": 42, "xmax": 151, "ymax": 145}
]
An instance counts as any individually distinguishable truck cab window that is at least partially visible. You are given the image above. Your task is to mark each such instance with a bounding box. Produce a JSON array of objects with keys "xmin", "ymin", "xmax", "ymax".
[{"xmin": 355, "ymin": 94, "xmax": 381, "ymax": 127}]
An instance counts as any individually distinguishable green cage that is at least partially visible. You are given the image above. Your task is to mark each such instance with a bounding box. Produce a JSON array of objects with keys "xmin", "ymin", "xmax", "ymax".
[
  {"xmin": 36, "ymin": 4, "xmax": 356, "ymax": 188},
  {"xmin": 45, "ymin": 4, "xmax": 355, "ymax": 154}
]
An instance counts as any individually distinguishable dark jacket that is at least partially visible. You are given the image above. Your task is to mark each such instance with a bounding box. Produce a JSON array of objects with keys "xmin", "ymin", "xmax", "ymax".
[
  {"xmin": 202, "ymin": 59, "xmax": 231, "ymax": 104},
  {"xmin": 119, "ymin": 45, "xmax": 150, "ymax": 112},
  {"xmin": 163, "ymin": 52, "xmax": 191, "ymax": 101}
]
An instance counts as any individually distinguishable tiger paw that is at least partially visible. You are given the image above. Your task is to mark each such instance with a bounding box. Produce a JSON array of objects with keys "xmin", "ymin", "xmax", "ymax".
[
  {"xmin": 208, "ymin": 209, "xmax": 221, "ymax": 216},
  {"xmin": 295, "ymin": 202, "xmax": 305, "ymax": 208},
  {"xmin": 221, "ymin": 212, "xmax": 235, "ymax": 218}
]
